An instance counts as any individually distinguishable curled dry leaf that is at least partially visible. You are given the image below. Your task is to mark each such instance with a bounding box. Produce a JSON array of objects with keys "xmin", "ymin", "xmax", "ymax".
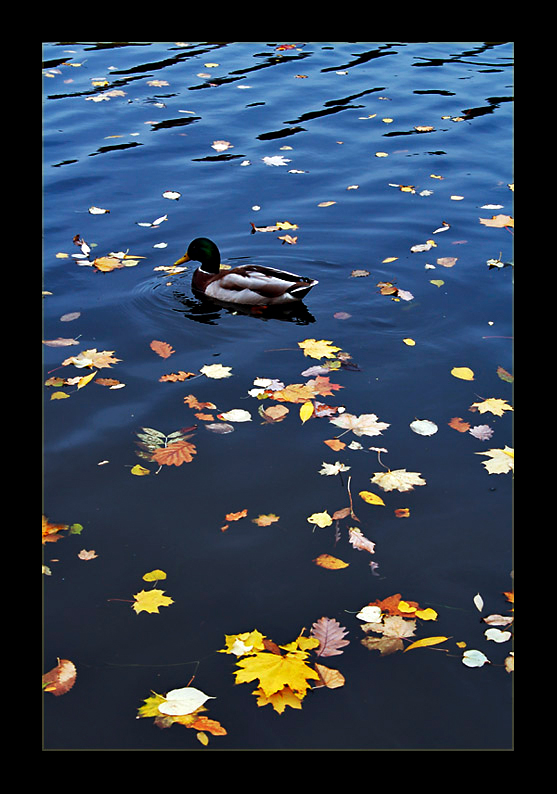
[{"xmin": 43, "ymin": 659, "xmax": 77, "ymax": 696}]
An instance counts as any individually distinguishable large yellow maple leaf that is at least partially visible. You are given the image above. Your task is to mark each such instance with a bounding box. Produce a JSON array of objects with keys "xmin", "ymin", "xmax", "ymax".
[
  {"xmin": 233, "ymin": 650, "xmax": 320, "ymax": 698},
  {"xmin": 475, "ymin": 446, "xmax": 514, "ymax": 474},
  {"xmin": 469, "ymin": 398, "xmax": 513, "ymax": 416},
  {"xmin": 298, "ymin": 338, "xmax": 342, "ymax": 360},
  {"xmin": 132, "ymin": 589, "xmax": 174, "ymax": 614}
]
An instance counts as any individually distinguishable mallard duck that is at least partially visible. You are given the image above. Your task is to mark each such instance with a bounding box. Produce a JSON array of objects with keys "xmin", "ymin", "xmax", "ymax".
[{"xmin": 174, "ymin": 238, "xmax": 318, "ymax": 306}]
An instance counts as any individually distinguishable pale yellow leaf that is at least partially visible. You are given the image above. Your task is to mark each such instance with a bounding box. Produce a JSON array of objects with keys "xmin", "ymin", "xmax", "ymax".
[{"xmin": 451, "ymin": 366, "xmax": 475, "ymax": 381}]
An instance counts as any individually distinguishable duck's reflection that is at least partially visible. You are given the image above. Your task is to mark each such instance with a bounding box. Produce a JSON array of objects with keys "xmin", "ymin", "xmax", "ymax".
[{"xmin": 172, "ymin": 289, "xmax": 317, "ymax": 325}]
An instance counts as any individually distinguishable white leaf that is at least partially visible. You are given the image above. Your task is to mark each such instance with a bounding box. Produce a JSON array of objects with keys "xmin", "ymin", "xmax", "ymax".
[
  {"xmin": 409, "ymin": 419, "xmax": 438, "ymax": 436},
  {"xmin": 319, "ymin": 461, "xmax": 350, "ymax": 476},
  {"xmin": 217, "ymin": 409, "xmax": 252, "ymax": 422},
  {"xmin": 262, "ymin": 155, "xmax": 291, "ymax": 167},
  {"xmin": 158, "ymin": 686, "xmax": 215, "ymax": 716},
  {"xmin": 461, "ymin": 649, "xmax": 490, "ymax": 668},
  {"xmin": 211, "ymin": 140, "xmax": 233, "ymax": 152},
  {"xmin": 356, "ymin": 605, "xmax": 382, "ymax": 622},
  {"xmin": 200, "ymin": 364, "xmax": 232, "ymax": 379},
  {"xmin": 473, "ymin": 593, "xmax": 484, "ymax": 612},
  {"xmin": 162, "ymin": 190, "xmax": 181, "ymax": 200},
  {"xmin": 484, "ymin": 628, "xmax": 512, "ymax": 643}
]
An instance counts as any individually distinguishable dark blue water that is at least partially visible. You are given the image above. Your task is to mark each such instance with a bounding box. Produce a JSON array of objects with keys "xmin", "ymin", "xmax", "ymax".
[{"xmin": 43, "ymin": 42, "xmax": 513, "ymax": 750}]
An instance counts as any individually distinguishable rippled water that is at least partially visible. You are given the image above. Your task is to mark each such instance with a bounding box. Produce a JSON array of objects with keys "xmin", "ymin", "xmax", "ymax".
[{"xmin": 43, "ymin": 42, "xmax": 513, "ymax": 750}]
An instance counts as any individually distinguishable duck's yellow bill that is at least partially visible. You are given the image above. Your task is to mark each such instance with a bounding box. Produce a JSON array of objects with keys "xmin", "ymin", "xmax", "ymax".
[{"xmin": 174, "ymin": 253, "xmax": 190, "ymax": 265}]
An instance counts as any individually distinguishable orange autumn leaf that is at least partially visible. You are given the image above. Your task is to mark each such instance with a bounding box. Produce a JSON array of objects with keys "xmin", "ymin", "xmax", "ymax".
[
  {"xmin": 307, "ymin": 375, "xmax": 344, "ymax": 397},
  {"xmin": 184, "ymin": 394, "xmax": 217, "ymax": 409},
  {"xmin": 323, "ymin": 438, "xmax": 346, "ymax": 451},
  {"xmin": 42, "ymin": 515, "xmax": 69, "ymax": 544},
  {"xmin": 150, "ymin": 340, "xmax": 175, "ymax": 359},
  {"xmin": 159, "ymin": 371, "xmax": 196, "ymax": 382},
  {"xmin": 252, "ymin": 514, "xmax": 280, "ymax": 526},
  {"xmin": 189, "ymin": 715, "xmax": 227, "ymax": 736},
  {"xmin": 367, "ymin": 593, "xmax": 420, "ymax": 617},
  {"xmin": 272, "ymin": 383, "xmax": 316, "ymax": 403},
  {"xmin": 448, "ymin": 416, "xmax": 471, "ymax": 432},
  {"xmin": 151, "ymin": 439, "xmax": 197, "ymax": 466},
  {"xmin": 394, "ymin": 508, "xmax": 410, "ymax": 518},
  {"xmin": 225, "ymin": 509, "xmax": 248, "ymax": 521},
  {"xmin": 194, "ymin": 412, "xmax": 215, "ymax": 421}
]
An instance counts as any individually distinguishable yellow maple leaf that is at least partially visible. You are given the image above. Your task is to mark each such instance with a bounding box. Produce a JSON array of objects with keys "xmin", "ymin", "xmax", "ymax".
[
  {"xmin": 233, "ymin": 650, "xmax": 320, "ymax": 698},
  {"xmin": 475, "ymin": 446, "xmax": 514, "ymax": 474},
  {"xmin": 62, "ymin": 349, "xmax": 121, "ymax": 369},
  {"xmin": 254, "ymin": 685, "xmax": 304, "ymax": 713},
  {"xmin": 132, "ymin": 589, "xmax": 174, "ymax": 614},
  {"xmin": 469, "ymin": 398, "xmax": 513, "ymax": 416},
  {"xmin": 272, "ymin": 383, "xmax": 315, "ymax": 403},
  {"xmin": 298, "ymin": 338, "xmax": 342, "ymax": 360},
  {"xmin": 219, "ymin": 630, "xmax": 267, "ymax": 656},
  {"xmin": 370, "ymin": 469, "xmax": 426, "ymax": 493}
]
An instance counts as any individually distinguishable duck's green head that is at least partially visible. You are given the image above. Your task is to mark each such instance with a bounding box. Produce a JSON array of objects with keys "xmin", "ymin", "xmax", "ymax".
[{"xmin": 174, "ymin": 238, "xmax": 221, "ymax": 273}]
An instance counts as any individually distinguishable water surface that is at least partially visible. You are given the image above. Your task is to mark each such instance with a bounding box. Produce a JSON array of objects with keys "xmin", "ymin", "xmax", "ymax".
[{"xmin": 43, "ymin": 42, "xmax": 513, "ymax": 751}]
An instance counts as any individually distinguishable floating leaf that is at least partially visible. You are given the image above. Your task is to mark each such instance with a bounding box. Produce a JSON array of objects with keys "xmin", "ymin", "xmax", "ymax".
[
  {"xmin": 150, "ymin": 340, "xmax": 175, "ymax": 359},
  {"xmin": 132, "ymin": 589, "xmax": 174, "ymax": 615},
  {"xmin": 451, "ymin": 366, "xmax": 474, "ymax": 381},
  {"xmin": 469, "ymin": 398, "xmax": 513, "ymax": 416},
  {"xmin": 158, "ymin": 687, "xmax": 215, "ymax": 716},
  {"xmin": 358, "ymin": 490, "xmax": 385, "ymax": 506},
  {"xmin": 403, "ymin": 636, "xmax": 448, "ymax": 652},
  {"xmin": 313, "ymin": 664, "xmax": 345, "ymax": 689},
  {"xmin": 330, "ymin": 412, "xmax": 390, "ymax": 437},
  {"xmin": 298, "ymin": 338, "xmax": 342, "ymax": 360},
  {"xmin": 370, "ymin": 469, "xmax": 426, "ymax": 493},
  {"xmin": 475, "ymin": 446, "xmax": 514, "ymax": 474},
  {"xmin": 313, "ymin": 554, "xmax": 349, "ymax": 570},
  {"xmin": 311, "ymin": 617, "xmax": 350, "ymax": 656},
  {"xmin": 300, "ymin": 401, "xmax": 314, "ymax": 424},
  {"xmin": 307, "ymin": 511, "xmax": 333, "ymax": 528},
  {"xmin": 410, "ymin": 419, "xmax": 438, "ymax": 436},
  {"xmin": 461, "ymin": 649, "xmax": 490, "ymax": 667},
  {"xmin": 218, "ymin": 409, "xmax": 252, "ymax": 422},
  {"xmin": 43, "ymin": 659, "xmax": 77, "ymax": 696},
  {"xmin": 200, "ymin": 364, "xmax": 233, "ymax": 379},
  {"xmin": 143, "ymin": 569, "xmax": 167, "ymax": 582}
]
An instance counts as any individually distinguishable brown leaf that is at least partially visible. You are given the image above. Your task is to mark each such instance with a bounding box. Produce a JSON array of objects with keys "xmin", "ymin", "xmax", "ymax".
[
  {"xmin": 43, "ymin": 659, "xmax": 76, "ymax": 696},
  {"xmin": 151, "ymin": 439, "xmax": 197, "ymax": 466},
  {"xmin": 150, "ymin": 340, "xmax": 175, "ymax": 359},
  {"xmin": 311, "ymin": 617, "xmax": 350, "ymax": 657},
  {"xmin": 313, "ymin": 663, "xmax": 345, "ymax": 689},
  {"xmin": 448, "ymin": 416, "xmax": 471, "ymax": 433}
]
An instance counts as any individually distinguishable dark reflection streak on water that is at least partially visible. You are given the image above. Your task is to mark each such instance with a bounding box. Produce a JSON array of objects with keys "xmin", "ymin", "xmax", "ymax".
[
  {"xmin": 412, "ymin": 41, "xmax": 512, "ymax": 69},
  {"xmin": 320, "ymin": 44, "xmax": 398, "ymax": 72},
  {"xmin": 45, "ymin": 75, "xmax": 147, "ymax": 101},
  {"xmin": 148, "ymin": 116, "xmax": 201, "ymax": 132},
  {"xmin": 175, "ymin": 291, "xmax": 316, "ymax": 326},
  {"xmin": 88, "ymin": 142, "xmax": 143, "ymax": 157}
]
